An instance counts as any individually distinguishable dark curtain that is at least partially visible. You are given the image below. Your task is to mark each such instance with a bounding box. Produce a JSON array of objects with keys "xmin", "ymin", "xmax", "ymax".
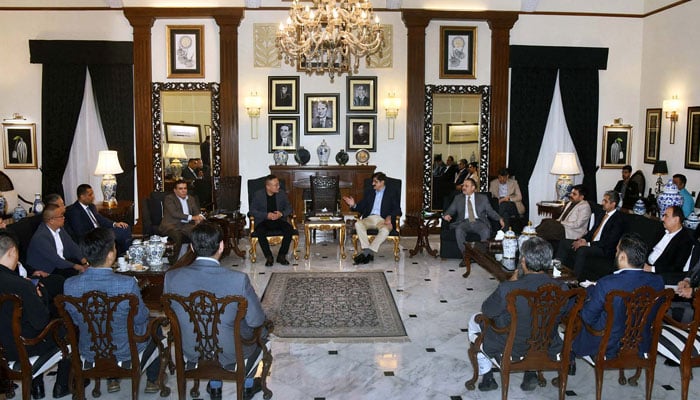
[
  {"xmin": 507, "ymin": 67, "xmax": 558, "ymax": 212},
  {"xmin": 559, "ymin": 68, "xmax": 600, "ymax": 201},
  {"xmin": 41, "ymin": 64, "xmax": 87, "ymax": 198},
  {"xmin": 89, "ymin": 64, "xmax": 135, "ymax": 201}
]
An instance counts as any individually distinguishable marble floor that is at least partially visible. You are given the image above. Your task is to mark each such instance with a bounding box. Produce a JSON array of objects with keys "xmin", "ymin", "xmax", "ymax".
[{"xmin": 23, "ymin": 234, "xmax": 698, "ymax": 399}]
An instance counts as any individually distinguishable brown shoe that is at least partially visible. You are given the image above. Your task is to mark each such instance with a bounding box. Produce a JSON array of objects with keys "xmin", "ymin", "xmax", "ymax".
[{"xmin": 144, "ymin": 381, "xmax": 160, "ymax": 394}]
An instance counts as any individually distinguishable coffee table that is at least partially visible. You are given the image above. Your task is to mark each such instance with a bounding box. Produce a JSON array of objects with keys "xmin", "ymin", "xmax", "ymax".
[
  {"xmin": 116, "ymin": 265, "xmax": 169, "ymax": 311},
  {"xmin": 304, "ymin": 217, "xmax": 346, "ymax": 259},
  {"xmin": 462, "ymin": 241, "xmax": 578, "ymax": 285}
]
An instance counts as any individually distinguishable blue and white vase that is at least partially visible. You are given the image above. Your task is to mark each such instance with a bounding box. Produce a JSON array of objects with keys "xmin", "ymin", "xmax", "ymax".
[
  {"xmin": 12, "ymin": 204, "xmax": 27, "ymax": 222},
  {"xmin": 0, "ymin": 193, "xmax": 6, "ymax": 215},
  {"xmin": 633, "ymin": 199, "xmax": 646, "ymax": 215},
  {"xmin": 273, "ymin": 150, "xmax": 288, "ymax": 165},
  {"xmin": 146, "ymin": 235, "xmax": 165, "ymax": 268},
  {"xmin": 684, "ymin": 213, "xmax": 700, "ymax": 230},
  {"xmin": 517, "ymin": 222, "xmax": 536, "ymax": 251},
  {"xmin": 502, "ymin": 227, "xmax": 518, "ymax": 259},
  {"xmin": 127, "ymin": 239, "xmax": 146, "ymax": 265},
  {"xmin": 32, "ymin": 193, "xmax": 44, "ymax": 214},
  {"xmin": 657, "ymin": 180, "xmax": 683, "ymax": 216},
  {"xmin": 317, "ymin": 140, "xmax": 331, "ymax": 166}
]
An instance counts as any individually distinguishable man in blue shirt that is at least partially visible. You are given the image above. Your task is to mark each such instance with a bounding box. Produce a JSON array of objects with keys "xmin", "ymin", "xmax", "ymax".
[
  {"xmin": 673, "ymin": 174, "xmax": 694, "ymax": 217},
  {"xmin": 343, "ymin": 172, "xmax": 402, "ymax": 264}
]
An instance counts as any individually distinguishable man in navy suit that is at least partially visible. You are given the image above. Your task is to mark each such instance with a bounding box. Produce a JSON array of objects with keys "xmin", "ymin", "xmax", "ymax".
[
  {"xmin": 343, "ymin": 172, "xmax": 402, "ymax": 264},
  {"xmin": 572, "ymin": 233, "xmax": 665, "ymax": 358},
  {"xmin": 556, "ymin": 191, "xmax": 625, "ymax": 279},
  {"xmin": 26, "ymin": 204, "xmax": 87, "ymax": 278},
  {"xmin": 64, "ymin": 184, "xmax": 132, "ymax": 255},
  {"xmin": 249, "ymin": 175, "xmax": 294, "ymax": 266},
  {"xmin": 164, "ymin": 223, "xmax": 267, "ymax": 400},
  {"xmin": 63, "ymin": 228, "xmax": 162, "ymax": 394}
]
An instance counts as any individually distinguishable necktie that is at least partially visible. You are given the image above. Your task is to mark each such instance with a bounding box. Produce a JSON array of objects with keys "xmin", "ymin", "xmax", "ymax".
[
  {"xmin": 591, "ymin": 212, "xmax": 609, "ymax": 241},
  {"xmin": 86, "ymin": 207, "xmax": 98, "ymax": 227},
  {"xmin": 466, "ymin": 195, "xmax": 475, "ymax": 222}
]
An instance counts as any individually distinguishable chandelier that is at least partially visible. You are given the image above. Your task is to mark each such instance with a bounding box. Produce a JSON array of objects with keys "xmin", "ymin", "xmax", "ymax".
[{"xmin": 277, "ymin": 0, "xmax": 384, "ymax": 81}]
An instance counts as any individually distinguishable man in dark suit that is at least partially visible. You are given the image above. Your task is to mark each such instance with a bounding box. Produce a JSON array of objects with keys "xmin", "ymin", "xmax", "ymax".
[
  {"xmin": 181, "ymin": 158, "xmax": 201, "ymax": 182},
  {"xmin": 353, "ymin": 84, "xmax": 370, "ymax": 106},
  {"xmin": 276, "ymin": 124, "xmax": 293, "ymax": 147},
  {"xmin": 670, "ymin": 246, "xmax": 700, "ymax": 322},
  {"xmin": 443, "ymin": 178, "xmax": 504, "ymax": 266},
  {"xmin": 164, "ymin": 223, "xmax": 267, "ymax": 400},
  {"xmin": 159, "ymin": 180, "xmax": 205, "ymax": 264},
  {"xmin": 572, "ymin": 233, "xmax": 664, "ymax": 358},
  {"xmin": 643, "ymin": 205, "xmax": 695, "ymax": 284},
  {"xmin": 453, "ymin": 159, "xmax": 469, "ymax": 188},
  {"xmin": 613, "ymin": 164, "xmax": 639, "ymax": 209},
  {"xmin": 556, "ymin": 190, "xmax": 625, "ymax": 279},
  {"xmin": 64, "ymin": 184, "xmax": 132, "ymax": 255},
  {"xmin": 311, "ymin": 101, "xmax": 333, "ymax": 128},
  {"xmin": 26, "ymin": 204, "xmax": 87, "ymax": 278},
  {"xmin": 249, "ymin": 175, "xmax": 294, "ymax": 266},
  {"xmin": 468, "ymin": 237, "xmax": 569, "ymax": 392},
  {"xmin": 342, "ymin": 172, "xmax": 402, "ymax": 265}
]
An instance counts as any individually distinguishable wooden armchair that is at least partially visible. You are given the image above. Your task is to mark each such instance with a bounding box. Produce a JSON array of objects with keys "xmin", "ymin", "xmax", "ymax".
[
  {"xmin": 580, "ymin": 286, "xmax": 674, "ymax": 400},
  {"xmin": 0, "ymin": 294, "xmax": 68, "ymax": 400},
  {"xmin": 247, "ymin": 176, "xmax": 299, "ymax": 263},
  {"xmin": 161, "ymin": 290, "xmax": 273, "ymax": 400},
  {"xmin": 465, "ymin": 285, "xmax": 586, "ymax": 400},
  {"xmin": 350, "ymin": 177, "xmax": 402, "ymax": 261},
  {"xmin": 658, "ymin": 291, "xmax": 700, "ymax": 400},
  {"xmin": 55, "ymin": 291, "xmax": 170, "ymax": 399}
]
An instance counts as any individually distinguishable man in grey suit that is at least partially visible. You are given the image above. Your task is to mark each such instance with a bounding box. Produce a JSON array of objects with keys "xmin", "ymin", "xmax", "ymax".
[
  {"xmin": 159, "ymin": 180, "xmax": 205, "ymax": 264},
  {"xmin": 443, "ymin": 178, "xmax": 504, "ymax": 265},
  {"xmin": 164, "ymin": 223, "xmax": 267, "ymax": 400}
]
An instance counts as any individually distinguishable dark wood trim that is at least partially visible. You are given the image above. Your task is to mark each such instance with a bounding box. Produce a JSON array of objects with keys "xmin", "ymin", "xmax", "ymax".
[
  {"xmin": 401, "ymin": 9, "xmax": 518, "ymax": 215},
  {"xmin": 643, "ymin": 0, "xmax": 692, "ymax": 17}
]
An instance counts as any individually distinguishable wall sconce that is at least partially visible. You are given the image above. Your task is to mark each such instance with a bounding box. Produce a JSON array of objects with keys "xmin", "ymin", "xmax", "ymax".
[
  {"xmin": 662, "ymin": 96, "xmax": 680, "ymax": 144},
  {"xmin": 383, "ymin": 93, "xmax": 401, "ymax": 140},
  {"xmin": 244, "ymin": 92, "xmax": 262, "ymax": 139}
]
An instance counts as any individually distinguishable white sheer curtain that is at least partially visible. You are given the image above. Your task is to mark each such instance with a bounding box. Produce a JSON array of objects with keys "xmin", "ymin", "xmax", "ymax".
[
  {"xmin": 62, "ymin": 70, "xmax": 108, "ymax": 205},
  {"xmin": 528, "ymin": 72, "xmax": 583, "ymax": 226}
]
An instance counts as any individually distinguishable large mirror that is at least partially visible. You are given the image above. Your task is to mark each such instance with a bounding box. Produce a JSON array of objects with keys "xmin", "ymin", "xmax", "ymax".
[
  {"xmin": 151, "ymin": 82, "xmax": 221, "ymax": 198},
  {"xmin": 423, "ymin": 85, "xmax": 490, "ymax": 211}
]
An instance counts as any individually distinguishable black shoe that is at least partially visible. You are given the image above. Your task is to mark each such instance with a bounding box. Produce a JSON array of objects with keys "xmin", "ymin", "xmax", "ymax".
[
  {"xmin": 664, "ymin": 358, "xmax": 680, "ymax": 367},
  {"xmin": 353, "ymin": 253, "xmax": 367, "ymax": 265},
  {"xmin": 53, "ymin": 379, "xmax": 88, "ymax": 399},
  {"xmin": 478, "ymin": 373, "xmax": 498, "ymax": 391},
  {"xmin": 264, "ymin": 255, "xmax": 274, "ymax": 267},
  {"xmin": 243, "ymin": 377, "xmax": 262, "ymax": 400},
  {"xmin": 568, "ymin": 360, "xmax": 577, "ymax": 375},
  {"xmin": 206, "ymin": 381, "xmax": 222, "ymax": 400},
  {"xmin": 31, "ymin": 377, "xmax": 45, "ymax": 400},
  {"xmin": 365, "ymin": 254, "xmax": 374, "ymax": 263},
  {"xmin": 520, "ymin": 371, "xmax": 539, "ymax": 391},
  {"xmin": 276, "ymin": 255, "xmax": 290, "ymax": 266}
]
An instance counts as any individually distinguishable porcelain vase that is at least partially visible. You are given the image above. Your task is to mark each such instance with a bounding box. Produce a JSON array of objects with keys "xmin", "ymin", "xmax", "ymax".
[
  {"xmin": 127, "ymin": 239, "xmax": 146, "ymax": 265},
  {"xmin": 32, "ymin": 193, "xmax": 44, "ymax": 214},
  {"xmin": 273, "ymin": 150, "xmax": 289, "ymax": 165},
  {"xmin": 12, "ymin": 204, "xmax": 26, "ymax": 222},
  {"xmin": 633, "ymin": 199, "xmax": 646, "ymax": 215},
  {"xmin": 502, "ymin": 227, "xmax": 518, "ymax": 259},
  {"xmin": 657, "ymin": 180, "xmax": 683, "ymax": 216},
  {"xmin": 317, "ymin": 140, "xmax": 331, "ymax": 166},
  {"xmin": 146, "ymin": 235, "xmax": 165, "ymax": 268}
]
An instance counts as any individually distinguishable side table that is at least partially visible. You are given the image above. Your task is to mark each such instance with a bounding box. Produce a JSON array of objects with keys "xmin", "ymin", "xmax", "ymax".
[
  {"xmin": 207, "ymin": 213, "xmax": 246, "ymax": 259},
  {"xmin": 406, "ymin": 211, "xmax": 441, "ymax": 258},
  {"xmin": 536, "ymin": 201, "xmax": 564, "ymax": 220},
  {"xmin": 304, "ymin": 218, "xmax": 346, "ymax": 260},
  {"xmin": 96, "ymin": 200, "xmax": 134, "ymax": 223}
]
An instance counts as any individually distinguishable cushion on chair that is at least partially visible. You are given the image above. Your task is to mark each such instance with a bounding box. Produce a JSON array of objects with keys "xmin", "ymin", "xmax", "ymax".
[
  {"xmin": 251, "ymin": 227, "xmax": 299, "ymax": 238},
  {"xmin": 657, "ymin": 324, "xmax": 700, "ymax": 364},
  {"xmin": 8, "ymin": 345, "xmax": 65, "ymax": 379}
]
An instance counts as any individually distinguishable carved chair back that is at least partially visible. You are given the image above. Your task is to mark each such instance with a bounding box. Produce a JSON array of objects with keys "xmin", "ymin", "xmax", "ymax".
[
  {"xmin": 215, "ymin": 175, "xmax": 242, "ymax": 214},
  {"xmin": 309, "ymin": 175, "xmax": 340, "ymax": 216}
]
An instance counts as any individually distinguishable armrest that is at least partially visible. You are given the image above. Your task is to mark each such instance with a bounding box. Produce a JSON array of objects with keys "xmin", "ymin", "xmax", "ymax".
[
  {"xmin": 663, "ymin": 313, "xmax": 691, "ymax": 331},
  {"xmin": 242, "ymin": 319, "xmax": 274, "ymax": 349},
  {"xmin": 286, "ymin": 213, "xmax": 297, "ymax": 230},
  {"xmin": 22, "ymin": 318, "xmax": 69, "ymax": 357},
  {"xmin": 248, "ymin": 214, "xmax": 256, "ymax": 233}
]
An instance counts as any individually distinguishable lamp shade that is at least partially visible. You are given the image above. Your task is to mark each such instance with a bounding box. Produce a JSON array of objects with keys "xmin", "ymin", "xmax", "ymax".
[
  {"xmin": 652, "ymin": 160, "xmax": 668, "ymax": 175},
  {"xmin": 550, "ymin": 152, "xmax": 580, "ymax": 175},
  {"xmin": 164, "ymin": 143, "xmax": 187, "ymax": 159},
  {"xmin": 662, "ymin": 98, "xmax": 680, "ymax": 113},
  {"xmin": 93, "ymin": 150, "xmax": 124, "ymax": 175}
]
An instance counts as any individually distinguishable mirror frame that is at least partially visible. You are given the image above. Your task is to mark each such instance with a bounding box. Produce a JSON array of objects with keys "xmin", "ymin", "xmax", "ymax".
[
  {"xmin": 152, "ymin": 82, "xmax": 221, "ymax": 191},
  {"xmin": 424, "ymin": 85, "xmax": 490, "ymax": 210}
]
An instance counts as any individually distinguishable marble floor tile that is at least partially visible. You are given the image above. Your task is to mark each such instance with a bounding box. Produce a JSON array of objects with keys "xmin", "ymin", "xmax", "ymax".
[{"xmin": 17, "ymin": 234, "xmax": 698, "ymax": 400}]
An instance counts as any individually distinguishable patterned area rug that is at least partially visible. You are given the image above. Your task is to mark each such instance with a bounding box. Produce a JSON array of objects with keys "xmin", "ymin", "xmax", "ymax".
[{"xmin": 261, "ymin": 272, "xmax": 408, "ymax": 341}]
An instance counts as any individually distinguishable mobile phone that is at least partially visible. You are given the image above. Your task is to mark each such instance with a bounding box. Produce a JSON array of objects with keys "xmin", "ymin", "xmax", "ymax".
[{"xmin": 31, "ymin": 278, "xmax": 40, "ymax": 286}]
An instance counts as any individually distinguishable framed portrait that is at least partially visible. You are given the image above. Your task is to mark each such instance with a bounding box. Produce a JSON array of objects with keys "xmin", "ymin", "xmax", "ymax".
[
  {"xmin": 305, "ymin": 93, "xmax": 339, "ymax": 134},
  {"xmin": 643, "ymin": 108, "xmax": 661, "ymax": 164},
  {"xmin": 439, "ymin": 26, "xmax": 477, "ymax": 79},
  {"xmin": 346, "ymin": 116, "xmax": 376, "ymax": 151},
  {"xmin": 346, "ymin": 76, "xmax": 377, "ymax": 113},
  {"xmin": 684, "ymin": 107, "xmax": 700, "ymax": 170},
  {"xmin": 433, "ymin": 124, "xmax": 442, "ymax": 144},
  {"xmin": 269, "ymin": 116, "xmax": 300, "ymax": 153},
  {"xmin": 2, "ymin": 123, "xmax": 37, "ymax": 169},
  {"xmin": 268, "ymin": 76, "xmax": 299, "ymax": 114},
  {"xmin": 601, "ymin": 125, "xmax": 632, "ymax": 169},
  {"xmin": 167, "ymin": 25, "xmax": 204, "ymax": 78},
  {"xmin": 446, "ymin": 123, "xmax": 479, "ymax": 144},
  {"xmin": 164, "ymin": 122, "xmax": 202, "ymax": 144}
]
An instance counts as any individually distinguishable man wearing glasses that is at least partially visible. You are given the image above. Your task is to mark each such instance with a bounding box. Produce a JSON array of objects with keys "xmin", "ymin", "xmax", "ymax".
[{"xmin": 27, "ymin": 203, "xmax": 87, "ymax": 278}]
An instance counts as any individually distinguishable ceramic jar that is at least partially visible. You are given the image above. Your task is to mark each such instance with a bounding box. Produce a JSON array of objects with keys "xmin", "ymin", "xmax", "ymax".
[
  {"xmin": 146, "ymin": 235, "xmax": 165, "ymax": 268},
  {"xmin": 0, "ymin": 193, "xmax": 5, "ymax": 215},
  {"xmin": 317, "ymin": 140, "xmax": 331, "ymax": 166},
  {"xmin": 684, "ymin": 212, "xmax": 700, "ymax": 230},
  {"xmin": 273, "ymin": 150, "xmax": 289, "ymax": 165},
  {"xmin": 657, "ymin": 180, "xmax": 683, "ymax": 217},
  {"xmin": 32, "ymin": 193, "xmax": 44, "ymax": 214},
  {"xmin": 335, "ymin": 149, "xmax": 349, "ymax": 165},
  {"xmin": 127, "ymin": 239, "xmax": 145, "ymax": 265},
  {"xmin": 502, "ymin": 227, "xmax": 518, "ymax": 259},
  {"xmin": 12, "ymin": 204, "xmax": 26, "ymax": 222},
  {"xmin": 518, "ymin": 221, "xmax": 537, "ymax": 251},
  {"xmin": 633, "ymin": 199, "xmax": 646, "ymax": 215},
  {"xmin": 294, "ymin": 146, "xmax": 311, "ymax": 165}
]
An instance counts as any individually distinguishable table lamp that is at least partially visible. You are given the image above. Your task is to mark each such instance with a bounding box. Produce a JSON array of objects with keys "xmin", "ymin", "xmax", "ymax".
[
  {"xmin": 550, "ymin": 152, "xmax": 580, "ymax": 202},
  {"xmin": 94, "ymin": 150, "xmax": 124, "ymax": 208},
  {"xmin": 165, "ymin": 143, "xmax": 188, "ymax": 180},
  {"xmin": 652, "ymin": 160, "xmax": 668, "ymax": 195}
]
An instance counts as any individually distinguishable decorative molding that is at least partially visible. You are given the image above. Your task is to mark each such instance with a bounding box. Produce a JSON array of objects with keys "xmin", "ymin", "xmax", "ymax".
[
  {"xmin": 254, "ymin": 23, "xmax": 281, "ymax": 68},
  {"xmin": 368, "ymin": 24, "xmax": 393, "ymax": 68}
]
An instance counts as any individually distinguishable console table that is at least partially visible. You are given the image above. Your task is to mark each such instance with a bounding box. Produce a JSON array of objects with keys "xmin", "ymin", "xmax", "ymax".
[
  {"xmin": 96, "ymin": 200, "xmax": 134, "ymax": 224},
  {"xmin": 269, "ymin": 165, "xmax": 376, "ymax": 220}
]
